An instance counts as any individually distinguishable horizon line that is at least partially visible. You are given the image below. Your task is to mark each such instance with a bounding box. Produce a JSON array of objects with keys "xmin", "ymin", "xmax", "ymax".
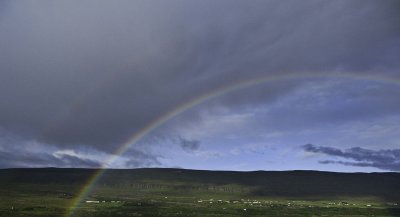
[{"xmin": 1, "ymin": 167, "xmax": 398, "ymax": 174}]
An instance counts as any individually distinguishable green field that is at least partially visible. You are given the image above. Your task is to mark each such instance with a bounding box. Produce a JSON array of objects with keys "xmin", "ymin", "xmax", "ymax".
[{"xmin": 1, "ymin": 168, "xmax": 399, "ymax": 217}]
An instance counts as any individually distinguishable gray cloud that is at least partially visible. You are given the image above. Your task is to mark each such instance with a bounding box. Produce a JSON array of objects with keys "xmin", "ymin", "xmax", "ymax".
[
  {"xmin": 320, "ymin": 160, "xmax": 400, "ymax": 172},
  {"xmin": 0, "ymin": 149, "xmax": 101, "ymax": 168},
  {"xmin": 0, "ymin": 127, "xmax": 165, "ymax": 168},
  {"xmin": 303, "ymin": 144, "xmax": 400, "ymax": 171},
  {"xmin": 178, "ymin": 137, "xmax": 200, "ymax": 152},
  {"xmin": 228, "ymin": 79, "xmax": 400, "ymax": 136},
  {"xmin": 124, "ymin": 149, "xmax": 162, "ymax": 168},
  {"xmin": 0, "ymin": 0, "xmax": 399, "ymax": 159}
]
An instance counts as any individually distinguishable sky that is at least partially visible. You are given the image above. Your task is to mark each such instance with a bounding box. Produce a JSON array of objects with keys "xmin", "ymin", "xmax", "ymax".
[{"xmin": 0, "ymin": 0, "xmax": 399, "ymax": 172}]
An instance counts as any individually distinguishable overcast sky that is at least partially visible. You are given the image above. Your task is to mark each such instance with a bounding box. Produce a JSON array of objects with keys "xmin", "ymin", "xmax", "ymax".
[{"xmin": 1, "ymin": 0, "xmax": 399, "ymax": 172}]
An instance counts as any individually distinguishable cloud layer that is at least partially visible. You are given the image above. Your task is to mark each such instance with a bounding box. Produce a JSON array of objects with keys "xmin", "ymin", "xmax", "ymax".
[
  {"xmin": 0, "ymin": 0, "xmax": 399, "ymax": 169},
  {"xmin": 303, "ymin": 144, "xmax": 400, "ymax": 171},
  {"xmin": 0, "ymin": 149, "xmax": 101, "ymax": 168}
]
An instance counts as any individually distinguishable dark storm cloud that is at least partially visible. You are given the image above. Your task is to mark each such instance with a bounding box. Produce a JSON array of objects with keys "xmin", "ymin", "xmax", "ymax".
[
  {"xmin": 303, "ymin": 144, "xmax": 400, "ymax": 171},
  {"xmin": 0, "ymin": 0, "xmax": 399, "ymax": 156}
]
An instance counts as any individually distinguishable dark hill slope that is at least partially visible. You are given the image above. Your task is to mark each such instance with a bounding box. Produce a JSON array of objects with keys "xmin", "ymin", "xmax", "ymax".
[{"xmin": 1, "ymin": 168, "xmax": 399, "ymax": 200}]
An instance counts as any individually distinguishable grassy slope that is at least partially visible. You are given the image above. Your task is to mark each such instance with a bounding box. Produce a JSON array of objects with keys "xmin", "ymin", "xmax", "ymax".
[
  {"xmin": 2, "ymin": 168, "xmax": 400, "ymax": 199},
  {"xmin": 1, "ymin": 168, "xmax": 400, "ymax": 217}
]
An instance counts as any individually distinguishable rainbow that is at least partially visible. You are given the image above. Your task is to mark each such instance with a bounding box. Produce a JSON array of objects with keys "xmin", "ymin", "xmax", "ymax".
[{"xmin": 64, "ymin": 72, "xmax": 400, "ymax": 216}]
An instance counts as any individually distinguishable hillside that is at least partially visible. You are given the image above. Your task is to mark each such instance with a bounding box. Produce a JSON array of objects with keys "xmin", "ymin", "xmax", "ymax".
[{"xmin": 1, "ymin": 168, "xmax": 400, "ymax": 200}]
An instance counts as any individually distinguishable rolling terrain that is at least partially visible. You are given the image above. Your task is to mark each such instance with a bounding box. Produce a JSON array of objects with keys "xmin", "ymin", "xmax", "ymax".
[{"xmin": 1, "ymin": 168, "xmax": 400, "ymax": 216}]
